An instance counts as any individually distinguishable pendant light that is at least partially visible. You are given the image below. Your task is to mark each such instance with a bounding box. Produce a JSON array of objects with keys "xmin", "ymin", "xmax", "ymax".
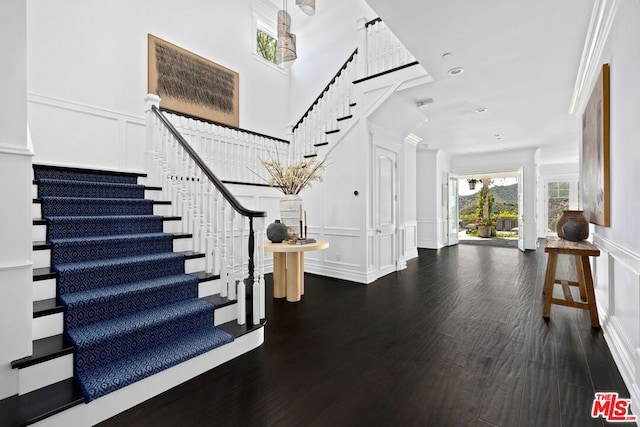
[
  {"xmin": 277, "ymin": 1, "xmax": 297, "ymax": 68},
  {"xmin": 296, "ymin": 0, "xmax": 316, "ymax": 15}
]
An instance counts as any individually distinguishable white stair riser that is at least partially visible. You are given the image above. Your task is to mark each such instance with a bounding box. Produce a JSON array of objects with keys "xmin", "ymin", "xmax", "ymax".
[
  {"xmin": 33, "ymin": 313, "xmax": 63, "ymax": 340},
  {"xmin": 32, "ymin": 238, "xmax": 196, "ymax": 269},
  {"xmin": 198, "ymin": 279, "xmax": 221, "ymax": 298},
  {"xmin": 32, "ymin": 220, "xmax": 183, "ymax": 242},
  {"xmin": 19, "ymin": 354, "xmax": 74, "ymax": 395},
  {"xmin": 33, "ymin": 278, "xmax": 56, "ymax": 301}
]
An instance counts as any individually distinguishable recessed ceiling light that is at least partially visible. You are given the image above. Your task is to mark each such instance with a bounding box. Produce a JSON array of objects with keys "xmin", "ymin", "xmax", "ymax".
[
  {"xmin": 447, "ymin": 67, "xmax": 464, "ymax": 76},
  {"xmin": 475, "ymin": 108, "xmax": 487, "ymax": 113},
  {"xmin": 442, "ymin": 52, "xmax": 452, "ymax": 59},
  {"xmin": 494, "ymin": 134, "xmax": 502, "ymax": 139}
]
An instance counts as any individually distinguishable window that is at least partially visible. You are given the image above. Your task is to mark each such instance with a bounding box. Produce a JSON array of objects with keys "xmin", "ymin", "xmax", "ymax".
[
  {"xmin": 256, "ymin": 25, "xmax": 277, "ymax": 64},
  {"xmin": 545, "ymin": 179, "xmax": 580, "ymax": 233}
]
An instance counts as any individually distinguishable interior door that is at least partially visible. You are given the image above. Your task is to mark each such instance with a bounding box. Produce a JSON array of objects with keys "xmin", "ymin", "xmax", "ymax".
[
  {"xmin": 447, "ymin": 174, "xmax": 459, "ymax": 246},
  {"xmin": 517, "ymin": 167, "xmax": 525, "ymax": 251},
  {"xmin": 374, "ymin": 146, "xmax": 397, "ymax": 278}
]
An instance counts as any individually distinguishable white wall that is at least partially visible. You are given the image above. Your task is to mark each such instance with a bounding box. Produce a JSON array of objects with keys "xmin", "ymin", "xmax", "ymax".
[
  {"xmin": 416, "ymin": 149, "xmax": 450, "ymax": 249},
  {"xmin": 577, "ymin": 0, "xmax": 640, "ymax": 414},
  {"xmin": 451, "ymin": 148, "xmax": 537, "ymax": 250},
  {"xmin": 0, "ymin": 0, "xmax": 33, "ymax": 400},
  {"xmin": 27, "ymin": 0, "xmax": 290, "ymax": 171}
]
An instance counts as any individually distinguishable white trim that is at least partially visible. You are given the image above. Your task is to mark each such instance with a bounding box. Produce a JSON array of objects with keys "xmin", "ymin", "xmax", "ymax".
[
  {"xmin": 592, "ymin": 231, "xmax": 640, "ymax": 423},
  {"xmin": 304, "ymin": 263, "xmax": 375, "ymax": 284},
  {"xmin": 0, "ymin": 143, "xmax": 34, "ymax": 157},
  {"xmin": 0, "ymin": 260, "xmax": 32, "ymax": 272},
  {"xmin": 569, "ymin": 0, "xmax": 621, "ymax": 115},
  {"xmin": 28, "ymin": 92, "xmax": 144, "ymax": 121}
]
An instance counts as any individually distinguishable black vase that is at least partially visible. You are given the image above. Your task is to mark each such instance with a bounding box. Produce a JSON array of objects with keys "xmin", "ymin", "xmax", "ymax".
[
  {"xmin": 267, "ymin": 219, "xmax": 288, "ymax": 243},
  {"xmin": 562, "ymin": 217, "xmax": 582, "ymax": 242}
]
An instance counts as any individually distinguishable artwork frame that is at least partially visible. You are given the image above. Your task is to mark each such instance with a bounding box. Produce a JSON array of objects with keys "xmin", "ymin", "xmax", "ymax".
[
  {"xmin": 148, "ymin": 34, "xmax": 239, "ymax": 127},
  {"xmin": 581, "ymin": 63, "xmax": 610, "ymax": 227}
]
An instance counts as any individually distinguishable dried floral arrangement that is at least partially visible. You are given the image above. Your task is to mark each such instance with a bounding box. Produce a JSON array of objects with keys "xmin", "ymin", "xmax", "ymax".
[{"xmin": 255, "ymin": 150, "xmax": 327, "ymax": 195}]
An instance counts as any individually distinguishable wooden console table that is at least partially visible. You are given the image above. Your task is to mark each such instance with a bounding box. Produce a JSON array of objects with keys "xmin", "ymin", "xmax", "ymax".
[
  {"xmin": 264, "ymin": 240, "xmax": 329, "ymax": 302},
  {"xmin": 542, "ymin": 236, "xmax": 601, "ymax": 327}
]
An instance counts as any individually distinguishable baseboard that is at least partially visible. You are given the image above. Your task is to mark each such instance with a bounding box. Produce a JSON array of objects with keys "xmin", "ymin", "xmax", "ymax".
[
  {"xmin": 304, "ymin": 263, "xmax": 371, "ymax": 284},
  {"xmin": 33, "ymin": 327, "xmax": 264, "ymax": 426}
]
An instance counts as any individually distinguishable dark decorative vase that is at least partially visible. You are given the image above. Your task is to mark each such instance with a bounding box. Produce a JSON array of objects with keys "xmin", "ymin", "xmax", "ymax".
[
  {"xmin": 556, "ymin": 210, "xmax": 589, "ymax": 240},
  {"xmin": 561, "ymin": 217, "xmax": 582, "ymax": 242},
  {"xmin": 267, "ymin": 219, "xmax": 288, "ymax": 243}
]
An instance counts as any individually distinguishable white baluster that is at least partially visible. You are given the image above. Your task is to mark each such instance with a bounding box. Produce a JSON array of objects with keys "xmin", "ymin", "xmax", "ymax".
[
  {"xmin": 212, "ymin": 188, "xmax": 220, "ymax": 275},
  {"xmin": 237, "ymin": 215, "xmax": 246, "ymax": 325},
  {"xmin": 219, "ymin": 200, "xmax": 228, "ymax": 298},
  {"xmin": 228, "ymin": 209, "xmax": 237, "ymax": 301}
]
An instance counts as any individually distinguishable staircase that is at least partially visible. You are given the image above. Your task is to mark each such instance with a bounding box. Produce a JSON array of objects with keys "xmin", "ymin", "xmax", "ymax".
[{"xmin": 0, "ymin": 164, "xmax": 265, "ymax": 426}]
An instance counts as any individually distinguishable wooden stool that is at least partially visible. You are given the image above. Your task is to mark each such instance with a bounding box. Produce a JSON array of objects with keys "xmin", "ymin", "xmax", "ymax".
[{"xmin": 542, "ymin": 237, "xmax": 601, "ymax": 327}]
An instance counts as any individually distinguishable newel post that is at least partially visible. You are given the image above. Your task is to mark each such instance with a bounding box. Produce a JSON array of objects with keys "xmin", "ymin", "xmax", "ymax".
[{"xmin": 144, "ymin": 94, "xmax": 161, "ymax": 186}]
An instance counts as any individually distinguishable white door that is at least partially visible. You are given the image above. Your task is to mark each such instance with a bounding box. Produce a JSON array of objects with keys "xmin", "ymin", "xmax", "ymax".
[
  {"xmin": 517, "ymin": 167, "xmax": 525, "ymax": 251},
  {"xmin": 374, "ymin": 146, "xmax": 397, "ymax": 278},
  {"xmin": 447, "ymin": 174, "xmax": 459, "ymax": 246}
]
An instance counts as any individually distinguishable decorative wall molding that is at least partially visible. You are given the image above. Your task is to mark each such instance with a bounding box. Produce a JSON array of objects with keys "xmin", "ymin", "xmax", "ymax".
[
  {"xmin": 0, "ymin": 143, "xmax": 34, "ymax": 157},
  {"xmin": 569, "ymin": 0, "xmax": 621, "ymax": 115},
  {"xmin": 27, "ymin": 92, "xmax": 147, "ymax": 172},
  {"xmin": 0, "ymin": 260, "xmax": 32, "ymax": 273},
  {"xmin": 592, "ymin": 231, "xmax": 640, "ymax": 414}
]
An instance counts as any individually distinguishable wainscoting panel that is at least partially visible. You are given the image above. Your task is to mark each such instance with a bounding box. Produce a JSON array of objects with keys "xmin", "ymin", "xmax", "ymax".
[
  {"xmin": 400, "ymin": 221, "xmax": 418, "ymax": 261},
  {"xmin": 27, "ymin": 93, "xmax": 146, "ymax": 172},
  {"xmin": 592, "ymin": 232, "xmax": 640, "ymax": 416}
]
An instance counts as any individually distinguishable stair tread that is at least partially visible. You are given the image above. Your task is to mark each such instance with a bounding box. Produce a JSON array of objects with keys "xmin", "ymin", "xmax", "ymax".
[
  {"xmin": 218, "ymin": 319, "xmax": 266, "ymax": 338},
  {"xmin": 33, "ymin": 298, "xmax": 63, "ymax": 318},
  {"xmin": 33, "ymin": 163, "xmax": 146, "ymax": 178},
  {"xmin": 325, "ymin": 129, "xmax": 340, "ymax": 135},
  {"xmin": 67, "ymin": 299, "xmax": 215, "ymax": 347},
  {"xmin": 336, "ymin": 114, "xmax": 353, "ymax": 121},
  {"xmin": 190, "ymin": 270, "xmax": 221, "ymax": 282},
  {"xmin": 49, "ymin": 232, "xmax": 173, "ymax": 245},
  {"xmin": 76, "ymin": 324, "xmax": 233, "ymax": 401},
  {"xmin": 0, "ymin": 378, "xmax": 84, "ymax": 427},
  {"xmin": 33, "ymin": 267, "xmax": 56, "ymax": 281},
  {"xmin": 11, "ymin": 335, "xmax": 74, "ymax": 369},
  {"xmin": 54, "ymin": 252, "xmax": 186, "ymax": 272}
]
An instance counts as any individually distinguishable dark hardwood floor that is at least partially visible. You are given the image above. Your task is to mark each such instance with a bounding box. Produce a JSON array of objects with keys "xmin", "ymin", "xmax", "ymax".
[{"xmin": 99, "ymin": 244, "xmax": 629, "ymax": 427}]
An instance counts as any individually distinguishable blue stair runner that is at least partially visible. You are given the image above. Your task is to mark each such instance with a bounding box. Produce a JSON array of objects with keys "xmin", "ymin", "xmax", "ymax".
[{"xmin": 35, "ymin": 166, "xmax": 233, "ymax": 402}]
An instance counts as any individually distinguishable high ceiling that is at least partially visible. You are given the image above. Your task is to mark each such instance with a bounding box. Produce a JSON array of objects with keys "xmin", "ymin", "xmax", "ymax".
[{"xmin": 364, "ymin": 0, "xmax": 595, "ymax": 163}]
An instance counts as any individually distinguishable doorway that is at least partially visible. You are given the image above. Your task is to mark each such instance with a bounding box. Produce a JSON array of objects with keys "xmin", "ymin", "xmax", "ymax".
[
  {"xmin": 455, "ymin": 172, "xmax": 521, "ymax": 249},
  {"xmin": 373, "ymin": 146, "xmax": 398, "ymax": 278}
]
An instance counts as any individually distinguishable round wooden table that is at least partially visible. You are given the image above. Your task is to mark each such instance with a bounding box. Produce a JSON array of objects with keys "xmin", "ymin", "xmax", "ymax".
[{"xmin": 264, "ymin": 240, "xmax": 329, "ymax": 302}]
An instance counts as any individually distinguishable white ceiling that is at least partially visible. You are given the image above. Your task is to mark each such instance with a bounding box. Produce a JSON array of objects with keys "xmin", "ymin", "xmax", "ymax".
[{"xmin": 364, "ymin": 0, "xmax": 595, "ymax": 163}]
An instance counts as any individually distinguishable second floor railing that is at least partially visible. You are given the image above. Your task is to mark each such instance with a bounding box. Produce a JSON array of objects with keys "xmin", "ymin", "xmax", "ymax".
[
  {"xmin": 292, "ymin": 17, "xmax": 419, "ymax": 159},
  {"xmin": 162, "ymin": 109, "xmax": 290, "ymax": 186}
]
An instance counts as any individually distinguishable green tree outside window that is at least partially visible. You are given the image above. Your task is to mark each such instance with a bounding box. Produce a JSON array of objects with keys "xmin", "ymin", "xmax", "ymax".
[{"xmin": 257, "ymin": 28, "xmax": 277, "ymax": 64}]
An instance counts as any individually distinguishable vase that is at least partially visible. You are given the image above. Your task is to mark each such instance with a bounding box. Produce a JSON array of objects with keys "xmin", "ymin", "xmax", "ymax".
[
  {"xmin": 556, "ymin": 210, "xmax": 589, "ymax": 240},
  {"xmin": 477, "ymin": 225, "xmax": 492, "ymax": 238},
  {"xmin": 266, "ymin": 219, "xmax": 288, "ymax": 243},
  {"xmin": 561, "ymin": 217, "xmax": 582, "ymax": 242},
  {"xmin": 279, "ymin": 194, "xmax": 302, "ymax": 235}
]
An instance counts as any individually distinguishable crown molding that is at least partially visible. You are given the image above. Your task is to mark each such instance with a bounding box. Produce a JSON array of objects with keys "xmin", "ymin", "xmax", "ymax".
[{"xmin": 568, "ymin": 0, "xmax": 620, "ymax": 116}]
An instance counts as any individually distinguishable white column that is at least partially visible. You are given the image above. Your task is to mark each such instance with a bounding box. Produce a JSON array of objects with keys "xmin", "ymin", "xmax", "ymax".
[
  {"xmin": 355, "ymin": 16, "xmax": 368, "ymax": 79},
  {"xmin": 144, "ymin": 94, "xmax": 161, "ymax": 186},
  {"xmin": 0, "ymin": 0, "xmax": 31, "ymax": 400}
]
